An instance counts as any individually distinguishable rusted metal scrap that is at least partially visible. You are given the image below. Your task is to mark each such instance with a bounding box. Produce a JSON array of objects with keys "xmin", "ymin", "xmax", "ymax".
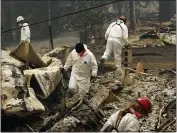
[{"xmin": 9, "ymin": 41, "xmax": 46, "ymax": 68}]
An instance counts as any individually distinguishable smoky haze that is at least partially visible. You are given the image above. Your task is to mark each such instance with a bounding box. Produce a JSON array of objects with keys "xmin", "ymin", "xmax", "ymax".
[{"xmin": 1, "ymin": 1, "xmax": 175, "ymax": 50}]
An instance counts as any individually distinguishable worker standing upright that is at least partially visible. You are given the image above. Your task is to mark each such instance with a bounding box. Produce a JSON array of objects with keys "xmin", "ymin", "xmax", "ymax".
[
  {"xmin": 16, "ymin": 16, "xmax": 31, "ymax": 43},
  {"xmin": 62, "ymin": 42, "xmax": 98, "ymax": 96},
  {"xmin": 100, "ymin": 16, "xmax": 128, "ymax": 78}
]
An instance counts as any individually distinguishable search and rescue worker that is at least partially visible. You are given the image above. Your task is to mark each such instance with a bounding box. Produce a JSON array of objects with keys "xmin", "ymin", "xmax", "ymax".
[
  {"xmin": 16, "ymin": 16, "xmax": 31, "ymax": 43},
  {"xmin": 63, "ymin": 42, "xmax": 98, "ymax": 96},
  {"xmin": 100, "ymin": 96, "xmax": 152, "ymax": 132},
  {"xmin": 100, "ymin": 16, "xmax": 128, "ymax": 77}
]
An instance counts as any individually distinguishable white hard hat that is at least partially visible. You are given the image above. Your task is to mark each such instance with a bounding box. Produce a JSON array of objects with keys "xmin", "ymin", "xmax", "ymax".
[{"xmin": 16, "ymin": 16, "xmax": 24, "ymax": 23}]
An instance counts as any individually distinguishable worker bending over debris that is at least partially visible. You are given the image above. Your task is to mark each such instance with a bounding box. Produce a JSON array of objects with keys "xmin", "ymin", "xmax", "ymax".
[
  {"xmin": 16, "ymin": 16, "xmax": 31, "ymax": 43},
  {"xmin": 100, "ymin": 96, "xmax": 152, "ymax": 132},
  {"xmin": 62, "ymin": 42, "xmax": 98, "ymax": 96},
  {"xmin": 100, "ymin": 16, "xmax": 128, "ymax": 77}
]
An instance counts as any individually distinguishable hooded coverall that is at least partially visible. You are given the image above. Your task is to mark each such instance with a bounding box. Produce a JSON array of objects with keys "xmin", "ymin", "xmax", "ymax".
[
  {"xmin": 101, "ymin": 19, "xmax": 128, "ymax": 73},
  {"xmin": 100, "ymin": 110, "xmax": 140, "ymax": 132},
  {"xmin": 64, "ymin": 45, "xmax": 98, "ymax": 95},
  {"xmin": 21, "ymin": 23, "xmax": 31, "ymax": 43}
]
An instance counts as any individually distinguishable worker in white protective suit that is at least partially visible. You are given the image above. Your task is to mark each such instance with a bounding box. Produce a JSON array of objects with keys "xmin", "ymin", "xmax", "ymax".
[
  {"xmin": 100, "ymin": 16, "xmax": 128, "ymax": 77},
  {"xmin": 16, "ymin": 16, "xmax": 31, "ymax": 43},
  {"xmin": 63, "ymin": 42, "xmax": 98, "ymax": 96},
  {"xmin": 100, "ymin": 96, "xmax": 152, "ymax": 132}
]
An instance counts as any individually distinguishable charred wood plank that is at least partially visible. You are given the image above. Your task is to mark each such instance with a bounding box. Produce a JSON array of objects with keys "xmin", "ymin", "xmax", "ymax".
[
  {"xmin": 158, "ymin": 119, "xmax": 176, "ymax": 132},
  {"xmin": 132, "ymin": 53, "xmax": 162, "ymax": 56}
]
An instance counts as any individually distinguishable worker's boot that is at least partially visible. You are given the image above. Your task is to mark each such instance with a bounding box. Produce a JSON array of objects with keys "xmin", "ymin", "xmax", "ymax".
[{"xmin": 100, "ymin": 58, "xmax": 105, "ymax": 65}]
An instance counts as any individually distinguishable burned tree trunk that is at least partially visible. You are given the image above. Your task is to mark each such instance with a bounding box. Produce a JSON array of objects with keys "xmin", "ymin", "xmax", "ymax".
[
  {"xmin": 117, "ymin": 2, "xmax": 122, "ymax": 17},
  {"xmin": 10, "ymin": 1, "xmax": 18, "ymax": 43},
  {"xmin": 51, "ymin": 1, "xmax": 60, "ymax": 37},
  {"xmin": 80, "ymin": 24, "xmax": 88, "ymax": 44},
  {"xmin": 169, "ymin": 1, "xmax": 176, "ymax": 15},
  {"xmin": 159, "ymin": 1, "xmax": 172, "ymax": 22},
  {"xmin": 113, "ymin": 2, "xmax": 122, "ymax": 17},
  {"xmin": 129, "ymin": 1, "xmax": 137, "ymax": 31},
  {"xmin": 2, "ymin": 1, "xmax": 13, "ymax": 43}
]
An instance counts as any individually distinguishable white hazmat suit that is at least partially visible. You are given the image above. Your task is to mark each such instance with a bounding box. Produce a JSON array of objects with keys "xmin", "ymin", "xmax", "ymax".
[
  {"xmin": 21, "ymin": 23, "xmax": 31, "ymax": 43},
  {"xmin": 101, "ymin": 19, "xmax": 128, "ymax": 73},
  {"xmin": 100, "ymin": 110, "xmax": 140, "ymax": 132},
  {"xmin": 64, "ymin": 45, "xmax": 98, "ymax": 95}
]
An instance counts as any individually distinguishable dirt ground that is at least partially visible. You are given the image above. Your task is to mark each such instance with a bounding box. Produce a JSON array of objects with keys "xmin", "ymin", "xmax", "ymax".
[{"xmin": 90, "ymin": 44, "xmax": 176, "ymax": 69}]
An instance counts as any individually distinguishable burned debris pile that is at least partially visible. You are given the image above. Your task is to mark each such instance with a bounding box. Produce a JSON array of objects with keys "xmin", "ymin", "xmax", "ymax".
[
  {"xmin": 1, "ymin": 41, "xmax": 176, "ymax": 132},
  {"xmin": 139, "ymin": 23, "xmax": 176, "ymax": 47}
]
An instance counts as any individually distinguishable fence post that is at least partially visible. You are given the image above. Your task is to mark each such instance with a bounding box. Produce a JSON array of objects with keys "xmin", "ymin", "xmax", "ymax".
[
  {"xmin": 124, "ymin": 48, "xmax": 132, "ymax": 68},
  {"xmin": 48, "ymin": 0, "xmax": 54, "ymax": 50},
  {"xmin": 1, "ymin": 26, "xmax": 3, "ymax": 47},
  {"xmin": 48, "ymin": 25, "xmax": 54, "ymax": 50},
  {"xmin": 80, "ymin": 30, "xmax": 87, "ymax": 44}
]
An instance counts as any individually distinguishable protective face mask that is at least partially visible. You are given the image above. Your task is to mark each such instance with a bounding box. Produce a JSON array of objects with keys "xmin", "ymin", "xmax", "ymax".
[
  {"xmin": 79, "ymin": 49, "xmax": 86, "ymax": 57},
  {"xmin": 130, "ymin": 108, "xmax": 142, "ymax": 118}
]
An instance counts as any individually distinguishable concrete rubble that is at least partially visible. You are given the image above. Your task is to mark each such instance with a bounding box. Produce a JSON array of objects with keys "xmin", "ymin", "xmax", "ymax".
[
  {"xmin": 138, "ymin": 24, "xmax": 176, "ymax": 48},
  {"xmin": 1, "ymin": 43, "xmax": 176, "ymax": 132},
  {"xmin": 1, "ymin": 57, "xmax": 45, "ymax": 117},
  {"xmin": 24, "ymin": 58, "xmax": 63, "ymax": 99},
  {"xmin": 44, "ymin": 68, "xmax": 176, "ymax": 132},
  {"xmin": 1, "ymin": 43, "xmax": 65, "ymax": 117},
  {"xmin": 2, "ymin": 49, "xmax": 25, "ymax": 69},
  {"xmin": 44, "ymin": 45, "xmax": 72, "ymax": 64},
  {"xmin": 48, "ymin": 116, "xmax": 84, "ymax": 132}
]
